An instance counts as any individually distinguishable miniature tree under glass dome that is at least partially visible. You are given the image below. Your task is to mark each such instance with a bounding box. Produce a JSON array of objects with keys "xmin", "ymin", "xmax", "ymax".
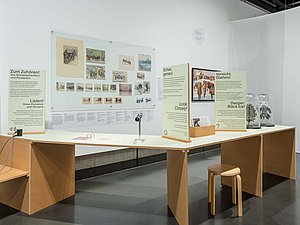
[
  {"xmin": 246, "ymin": 93, "xmax": 261, "ymax": 129},
  {"xmin": 259, "ymin": 94, "xmax": 274, "ymax": 127}
]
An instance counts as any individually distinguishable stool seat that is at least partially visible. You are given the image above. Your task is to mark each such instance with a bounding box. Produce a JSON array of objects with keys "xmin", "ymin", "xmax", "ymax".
[
  {"xmin": 208, "ymin": 164, "xmax": 240, "ymax": 177},
  {"xmin": 208, "ymin": 163, "xmax": 243, "ymax": 217}
]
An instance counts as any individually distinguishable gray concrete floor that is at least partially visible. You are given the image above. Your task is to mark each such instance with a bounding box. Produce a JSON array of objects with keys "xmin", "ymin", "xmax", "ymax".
[{"xmin": 0, "ymin": 150, "xmax": 299, "ymax": 225}]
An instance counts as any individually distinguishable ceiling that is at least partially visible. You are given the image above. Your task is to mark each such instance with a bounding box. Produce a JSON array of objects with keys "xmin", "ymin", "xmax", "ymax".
[{"xmin": 242, "ymin": 0, "xmax": 300, "ymax": 13}]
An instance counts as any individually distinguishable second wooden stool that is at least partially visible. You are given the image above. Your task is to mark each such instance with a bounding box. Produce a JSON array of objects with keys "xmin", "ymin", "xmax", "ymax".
[{"xmin": 208, "ymin": 164, "xmax": 242, "ymax": 217}]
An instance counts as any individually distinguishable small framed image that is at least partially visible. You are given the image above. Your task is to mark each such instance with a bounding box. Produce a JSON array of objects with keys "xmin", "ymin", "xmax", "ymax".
[
  {"xmin": 112, "ymin": 70, "xmax": 128, "ymax": 82},
  {"xmin": 118, "ymin": 55, "xmax": 135, "ymax": 70},
  {"xmin": 135, "ymin": 82, "xmax": 143, "ymax": 95},
  {"xmin": 190, "ymin": 116, "xmax": 211, "ymax": 127},
  {"xmin": 138, "ymin": 54, "xmax": 151, "ymax": 72},
  {"xmin": 86, "ymin": 65, "xmax": 105, "ymax": 80},
  {"xmin": 76, "ymin": 83, "xmax": 84, "ymax": 92},
  {"xmin": 137, "ymin": 72, "xmax": 145, "ymax": 80},
  {"xmin": 93, "ymin": 97, "xmax": 102, "ymax": 104},
  {"xmin": 104, "ymin": 97, "xmax": 113, "ymax": 104},
  {"xmin": 136, "ymin": 97, "xmax": 144, "ymax": 103},
  {"xmin": 82, "ymin": 97, "xmax": 91, "ymax": 104},
  {"xmin": 94, "ymin": 84, "xmax": 102, "ymax": 92},
  {"xmin": 110, "ymin": 84, "xmax": 117, "ymax": 92},
  {"xmin": 192, "ymin": 68, "xmax": 218, "ymax": 102},
  {"xmin": 102, "ymin": 84, "xmax": 109, "ymax": 92},
  {"xmin": 114, "ymin": 97, "xmax": 122, "ymax": 104},
  {"xmin": 143, "ymin": 81, "xmax": 150, "ymax": 94},
  {"xmin": 86, "ymin": 48, "xmax": 105, "ymax": 64},
  {"xmin": 145, "ymin": 97, "xmax": 152, "ymax": 103},
  {"xmin": 63, "ymin": 45, "xmax": 78, "ymax": 65},
  {"xmin": 119, "ymin": 84, "xmax": 132, "ymax": 96},
  {"xmin": 56, "ymin": 82, "xmax": 65, "ymax": 91},
  {"xmin": 66, "ymin": 82, "xmax": 75, "ymax": 91},
  {"xmin": 85, "ymin": 83, "xmax": 93, "ymax": 92}
]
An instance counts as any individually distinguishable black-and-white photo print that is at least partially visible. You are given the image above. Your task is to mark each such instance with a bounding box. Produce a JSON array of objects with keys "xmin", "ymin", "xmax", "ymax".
[
  {"xmin": 63, "ymin": 45, "xmax": 78, "ymax": 65},
  {"xmin": 86, "ymin": 65, "xmax": 105, "ymax": 80}
]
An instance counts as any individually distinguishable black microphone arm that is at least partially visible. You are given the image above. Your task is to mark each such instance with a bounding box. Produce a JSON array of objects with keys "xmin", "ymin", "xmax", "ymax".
[
  {"xmin": 135, "ymin": 112, "xmax": 143, "ymax": 122},
  {"xmin": 135, "ymin": 113, "xmax": 143, "ymax": 140}
]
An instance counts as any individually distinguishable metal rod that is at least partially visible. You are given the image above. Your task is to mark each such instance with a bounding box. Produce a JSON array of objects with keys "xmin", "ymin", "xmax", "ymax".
[
  {"xmin": 136, "ymin": 148, "xmax": 139, "ymax": 166},
  {"xmin": 139, "ymin": 120, "xmax": 142, "ymax": 139}
]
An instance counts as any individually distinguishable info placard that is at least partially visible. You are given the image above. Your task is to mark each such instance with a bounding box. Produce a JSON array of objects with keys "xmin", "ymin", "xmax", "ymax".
[
  {"xmin": 8, "ymin": 69, "xmax": 45, "ymax": 134},
  {"xmin": 162, "ymin": 63, "xmax": 190, "ymax": 142},
  {"xmin": 215, "ymin": 71, "xmax": 246, "ymax": 131}
]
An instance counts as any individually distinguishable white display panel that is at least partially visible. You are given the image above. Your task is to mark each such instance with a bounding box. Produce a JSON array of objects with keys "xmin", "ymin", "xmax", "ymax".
[
  {"xmin": 215, "ymin": 71, "xmax": 246, "ymax": 131},
  {"xmin": 8, "ymin": 69, "xmax": 45, "ymax": 134},
  {"xmin": 51, "ymin": 32, "xmax": 156, "ymax": 112},
  {"xmin": 162, "ymin": 63, "xmax": 190, "ymax": 142}
]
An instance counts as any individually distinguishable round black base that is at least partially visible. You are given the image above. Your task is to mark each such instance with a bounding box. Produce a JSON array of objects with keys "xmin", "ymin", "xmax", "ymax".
[
  {"xmin": 247, "ymin": 126, "xmax": 262, "ymax": 129},
  {"xmin": 261, "ymin": 124, "xmax": 275, "ymax": 127}
]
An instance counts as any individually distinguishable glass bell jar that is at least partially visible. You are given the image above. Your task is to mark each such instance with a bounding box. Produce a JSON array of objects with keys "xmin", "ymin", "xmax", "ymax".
[
  {"xmin": 246, "ymin": 93, "xmax": 261, "ymax": 129},
  {"xmin": 259, "ymin": 94, "xmax": 274, "ymax": 127}
]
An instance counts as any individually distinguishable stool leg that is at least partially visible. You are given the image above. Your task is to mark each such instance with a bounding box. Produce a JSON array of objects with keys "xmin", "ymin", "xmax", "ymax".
[
  {"xmin": 237, "ymin": 175, "xmax": 243, "ymax": 217},
  {"xmin": 232, "ymin": 176, "xmax": 237, "ymax": 204},
  {"xmin": 211, "ymin": 174, "xmax": 216, "ymax": 216},
  {"xmin": 208, "ymin": 171, "xmax": 212, "ymax": 203}
]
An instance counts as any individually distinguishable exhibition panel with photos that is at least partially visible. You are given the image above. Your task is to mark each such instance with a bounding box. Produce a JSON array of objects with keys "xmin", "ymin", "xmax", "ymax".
[{"xmin": 51, "ymin": 32, "xmax": 156, "ymax": 130}]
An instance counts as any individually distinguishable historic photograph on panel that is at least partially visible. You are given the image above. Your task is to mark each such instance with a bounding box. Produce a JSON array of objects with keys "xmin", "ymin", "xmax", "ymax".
[
  {"xmin": 86, "ymin": 65, "xmax": 105, "ymax": 80},
  {"xmin": 85, "ymin": 83, "xmax": 93, "ymax": 92},
  {"xmin": 94, "ymin": 84, "xmax": 102, "ymax": 92},
  {"xmin": 94, "ymin": 97, "xmax": 102, "ymax": 104},
  {"xmin": 76, "ymin": 83, "xmax": 84, "ymax": 92},
  {"xmin": 63, "ymin": 45, "xmax": 78, "ymax": 65},
  {"xmin": 82, "ymin": 97, "xmax": 91, "ymax": 104},
  {"xmin": 192, "ymin": 68, "xmax": 218, "ymax": 102},
  {"xmin": 112, "ymin": 70, "xmax": 128, "ymax": 82},
  {"xmin": 114, "ymin": 97, "xmax": 122, "ymax": 104},
  {"xmin": 137, "ymin": 72, "xmax": 145, "ymax": 80},
  {"xmin": 136, "ymin": 97, "xmax": 144, "ymax": 103},
  {"xmin": 119, "ymin": 84, "xmax": 132, "ymax": 96},
  {"xmin": 86, "ymin": 48, "xmax": 105, "ymax": 64},
  {"xmin": 135, "ymin": 82, "xmax": 144, "ymax": 95},
  {"xmin": 118, "ymin": 55, "xmax": 135, "ymax": 70},
  {"xmin": 56, "ymin": 37, "xmax": 84, "ymax": 78},
  {"xmin": 143, "ymin": 81, "xmax": 150, "ymax": 94},
  {"xmin": 110, "ymin": 84, "xmax": 117, "ymax": 92},
  {"xmin": 66, "ymin": 82, "xmax": 75, "ymax": 91},
  {"xmin": 145, "ymin": 97, "xmax": 152, "ymax": 103},
  {"xmin": 138, "ymin": 54, "xmax": 151, "ymax": 72},
  {"xmin": 102, "ymin": 84, "xmax": 109, "ymax": 92},
  {"xmin": 56, "ymin": 82, "xmax": 65, "ymax": 91},
  {"xmin": 104, "ymin": 97, "xmax": 113, "ymax": 104}
]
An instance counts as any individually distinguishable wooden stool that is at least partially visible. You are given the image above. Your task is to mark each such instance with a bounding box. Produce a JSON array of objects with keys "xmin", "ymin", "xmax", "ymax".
[{"xmin": 208, "ymin": 164, "xmax": 242, "ymax": 217}]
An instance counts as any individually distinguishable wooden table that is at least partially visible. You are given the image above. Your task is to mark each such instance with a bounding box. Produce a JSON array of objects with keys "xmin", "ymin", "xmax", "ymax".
[{"xmin": 0, "ymin": 125, "xmax": 296, "ymax": 225}]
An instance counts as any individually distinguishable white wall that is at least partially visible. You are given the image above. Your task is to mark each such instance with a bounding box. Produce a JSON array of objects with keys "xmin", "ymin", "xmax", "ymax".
[
  {"xmin": 0, "ymin": 0, "xmax": 264, "ymax": 155},
  {"xmin": 229, "ymin": 7, "xmax": 300, "ymax": 152},
  {"xmin": 229, "ymin": 13, "xmax": 285, "ymax": 124}
]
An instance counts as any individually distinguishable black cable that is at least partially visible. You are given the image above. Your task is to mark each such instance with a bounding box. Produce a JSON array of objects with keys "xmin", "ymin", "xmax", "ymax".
[
  {"xmin": 0, "ymin": 132, "xmax": 17, "ymax": 172},
  {"xmin": 0, "ymin": 133, "xmax": 17, "ymax": 155}
]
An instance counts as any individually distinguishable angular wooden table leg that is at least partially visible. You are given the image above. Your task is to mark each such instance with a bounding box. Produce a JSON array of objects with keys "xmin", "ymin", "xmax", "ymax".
[
  {"xmin": 167, "ymin": 150, "xmax": 189, "ymax": 225},
  {"xmin": 30, "ymin": 143, "xmax": 75, "ymax": 214},
  {"xmin": 263, "ymin": 129, "xmax": 296, "ymax": 180},
  {"xmin": 221, "ymin": 136, "xmax": 263, "ymax": 197}
]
